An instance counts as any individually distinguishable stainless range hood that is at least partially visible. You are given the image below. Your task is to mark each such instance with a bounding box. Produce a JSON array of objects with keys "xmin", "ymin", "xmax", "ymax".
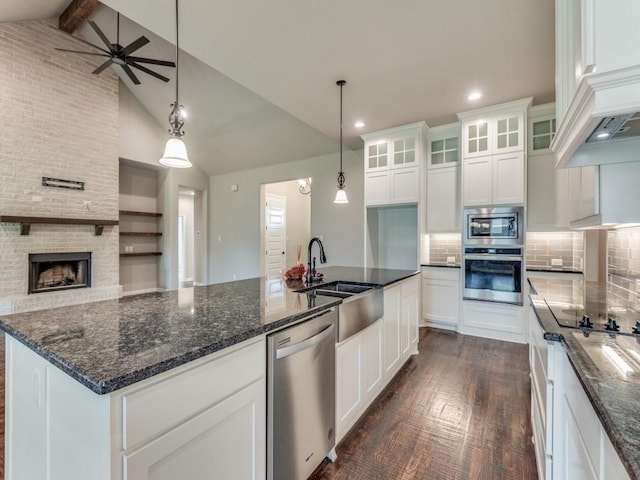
[{"xmin": 585, "ymin": 113, "xmax": 640, "ymax": 143}]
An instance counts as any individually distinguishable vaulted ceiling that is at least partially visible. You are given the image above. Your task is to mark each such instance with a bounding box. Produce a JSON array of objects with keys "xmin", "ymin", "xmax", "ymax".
[{"xmin": 1, "ymin": 0, "xmax": 556, "ymax": 175}]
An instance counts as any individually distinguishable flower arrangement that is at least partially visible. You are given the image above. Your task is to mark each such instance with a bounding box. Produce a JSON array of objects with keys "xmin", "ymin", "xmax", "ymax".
[{"xmin": 283, "ymin": 245, "xmax": 307, "ymax": 281}]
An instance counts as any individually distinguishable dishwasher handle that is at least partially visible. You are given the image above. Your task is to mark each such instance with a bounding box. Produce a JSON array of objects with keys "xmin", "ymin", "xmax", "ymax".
[{"xmin": 276, "ymin": 323, "xmax": 335, "ymax": 360}]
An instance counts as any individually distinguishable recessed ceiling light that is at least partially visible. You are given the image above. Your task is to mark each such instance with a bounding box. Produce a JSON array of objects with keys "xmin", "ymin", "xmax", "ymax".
[
  {"xmin": 354, "ymin": 121, "xmax": 365, "ymax": 128},
  {"xmin": 467, "ymin": 92, "xmax": 482, "ymax": 101},
  {"xmin": 597, "ymin": 132, "xmax": 611, "ymax": 139}
]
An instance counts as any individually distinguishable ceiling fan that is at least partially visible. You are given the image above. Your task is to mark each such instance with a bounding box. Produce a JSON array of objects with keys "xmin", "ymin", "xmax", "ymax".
[{"xmin": 55, "ymin": 12, "xmax": 176, "ymax": 85}]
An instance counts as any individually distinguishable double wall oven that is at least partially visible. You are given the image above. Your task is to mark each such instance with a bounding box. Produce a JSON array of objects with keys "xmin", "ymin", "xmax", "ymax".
[{"xmin": 462, "ymin": 206, "xmax": 524, "ymax": 305}]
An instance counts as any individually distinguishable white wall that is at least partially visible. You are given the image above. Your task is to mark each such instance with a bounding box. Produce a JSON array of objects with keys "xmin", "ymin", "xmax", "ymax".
[
  {"xmin": 178, "ymin": 193, "xmax": 195, "ymax": 282},
  {"xmin": 209, "ymin": 150, "xmax": 363, "ymax": 283},
  {"xmin": 119, "ymin": 77, "xmax": 210, "ymax": 290},
  {"xmin": 158, "ymin": 166, "xmax": 210, "ymax": 289},
  {"xmin": 0, "ymin": 19, "xmax": 119, "ymax": 314},
  {"xmin": 119, "ymin": 82, "xmax": 166, "ymax": 167}
]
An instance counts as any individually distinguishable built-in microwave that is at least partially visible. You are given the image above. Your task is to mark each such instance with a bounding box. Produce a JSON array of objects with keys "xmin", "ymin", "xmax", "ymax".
[{"xmin": 463, "ymin": 206, "xmax": 524, "ymax": 246}]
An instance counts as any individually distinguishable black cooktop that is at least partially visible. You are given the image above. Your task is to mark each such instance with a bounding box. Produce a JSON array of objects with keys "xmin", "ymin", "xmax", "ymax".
[{"xmin": 545, "ymin": 299, "xmax": 640, "ymax": 336}]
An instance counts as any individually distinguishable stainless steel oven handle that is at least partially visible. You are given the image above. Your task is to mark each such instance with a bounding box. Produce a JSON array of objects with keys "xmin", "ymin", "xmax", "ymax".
[
  {"xmin": 276, "ymin": 323, "xmax": 335, "ymax": 359},
  {"xmin": 463, "ymin": 255, "xmax": 523, "ymax": 261}
]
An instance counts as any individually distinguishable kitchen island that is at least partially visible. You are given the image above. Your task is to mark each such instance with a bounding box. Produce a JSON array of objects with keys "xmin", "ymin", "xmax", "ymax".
[
  {"xmin": 528, "ymin": 275, "xmax": 640, "ymax": 480},
  {"xmin": 0, "ymin": 266, "xmax": 418, "ymax": 480}
]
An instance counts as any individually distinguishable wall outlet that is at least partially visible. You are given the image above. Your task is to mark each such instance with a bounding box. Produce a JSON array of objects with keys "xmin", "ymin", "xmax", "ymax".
[
  {"xmin": 83, "ymin": 200, "xmax": 91, "ymax": 206},
  {"xmin": 446, "ymin": 256, "xmax": 456, "ymax": 264},
  {"xmin": 551, "ymin": 258, "xmax": 563, "ymax": 267},
  {"xmin": 31, "ymin": 195, "xmax": 42, "ymax": 202}
]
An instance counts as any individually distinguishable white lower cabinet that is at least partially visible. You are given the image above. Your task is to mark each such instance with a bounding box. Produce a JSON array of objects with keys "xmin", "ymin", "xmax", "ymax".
[
  {"xmin": 382, "ymin": 283, "xmax": 402, "ymax": 377},
  {"xmin": 336, "ymin": 275, "xmax": 420, "ymax": 443},
  {"xmin": 529, "ymin": 313, "xmax": 631, "ymax": 480},
  {"xmin": 335, "ymin": 319, "xmax": 383, "ymax": 443},
  {"xmin": 124, "ymin": 380, "xmax": 264, "ymax": 480},
  {"xmin": 400, "ymin": 274, "xmax": 420, "ymax": 360},
  {"xmin": 461, "ymin": 300, "xmax": 526, "ymax": 343},
  {"xmin": 421, "ymin": 267, "xmax": 460, "ymax": 330},
  {"xmin": 5, "ymin": 336, "xmax": 266, "ymax": 480}
]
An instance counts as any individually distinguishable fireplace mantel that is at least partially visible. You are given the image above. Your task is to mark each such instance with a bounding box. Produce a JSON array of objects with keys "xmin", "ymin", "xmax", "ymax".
[{"xmin": 0, "ymin": 215, "xmax": 118, "ymax": 235}]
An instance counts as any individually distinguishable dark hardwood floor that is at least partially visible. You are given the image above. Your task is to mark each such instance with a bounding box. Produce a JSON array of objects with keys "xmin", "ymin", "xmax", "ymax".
[
  {"xmin": 0, "ymin": 328, "xmax": 536, "ymax": 480},
  {"xmin": 310, "ymin": 328, "xmax": 538, "ymax": 480}
]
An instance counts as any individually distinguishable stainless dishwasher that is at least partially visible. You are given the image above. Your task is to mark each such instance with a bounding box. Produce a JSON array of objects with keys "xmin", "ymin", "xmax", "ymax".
[{"xmin": 267, "ymin": 307, "xmax": 337, "ymax": 480}]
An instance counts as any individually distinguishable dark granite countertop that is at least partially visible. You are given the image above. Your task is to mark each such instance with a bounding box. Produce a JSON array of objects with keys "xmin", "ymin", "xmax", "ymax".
[
  {"xmin": 420, "ymin": 263, "xmax": 461, "ymax": 269},
  {"xmin": 528, "ymin": 275, "xmax": 640, "ymax": 480},
  {"xmin": 0, "ymin": 267, "xmax": 418, "ymax": 395},
  {"xmin": 526, "ymin": 265, "xmax": 583, "ymax": 274}
]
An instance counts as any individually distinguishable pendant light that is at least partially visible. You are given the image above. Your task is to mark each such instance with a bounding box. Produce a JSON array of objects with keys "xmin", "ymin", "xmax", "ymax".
[
  {"xmin": 159, "ymin": 0, "xmax": 191, "ymax": 168},
  {"xmin": 334, "ymin": 79, "xmax": 348, "ymax": 204}
]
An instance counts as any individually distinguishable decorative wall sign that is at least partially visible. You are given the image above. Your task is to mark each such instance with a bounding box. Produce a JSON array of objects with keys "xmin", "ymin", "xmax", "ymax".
[{"xmin": 42, "ymin": 177, "xmax": 85, "ymax": 190}]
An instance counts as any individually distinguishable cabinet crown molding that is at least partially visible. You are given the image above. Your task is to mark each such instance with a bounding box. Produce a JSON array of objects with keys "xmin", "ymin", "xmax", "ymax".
[{"xmin": 457, "ymin": 97, "xmax": 533, "ymax": 122}]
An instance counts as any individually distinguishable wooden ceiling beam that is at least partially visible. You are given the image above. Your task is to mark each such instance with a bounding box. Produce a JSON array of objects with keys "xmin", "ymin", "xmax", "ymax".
[{"xmin": 58, "ymin": 0, "xmax": 101, "ymax": 34}]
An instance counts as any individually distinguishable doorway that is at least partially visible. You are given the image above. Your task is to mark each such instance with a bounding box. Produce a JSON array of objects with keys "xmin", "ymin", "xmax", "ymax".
[
  {"xmin": 261, "ymin": 179, "xmax": 312, "ymax": 277},
  {"xmin": 178, "ymin": 188, "xmax": 198, "ymax": 287}
]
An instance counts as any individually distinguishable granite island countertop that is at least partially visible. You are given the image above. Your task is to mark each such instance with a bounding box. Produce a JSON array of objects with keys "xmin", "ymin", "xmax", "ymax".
[
  {"xmin": 0, "ymin": 266, "xmax": 418, "ymax": 395},
  {"xmin": 528, "ymin": 274, "xmax": 640, "ymax": 480}
]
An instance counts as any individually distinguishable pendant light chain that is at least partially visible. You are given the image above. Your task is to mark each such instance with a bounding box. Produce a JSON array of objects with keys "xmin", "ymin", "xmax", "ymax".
[
  {"xmin": 334, "ymin": 79, "xmax": 348, "ymax": 203},
  {"xmin": 167, "ymin": 0, "xmax": 184, "ymax": 137},
  {"xmin": 339, "ymin": 80, "xmax": 344, "ymax": 185},
  {"xmin": 159, "ymin": 0, "xmax": 191, "ymax": 167},
  {"xmin": 175, "ymin": 0, "xmax": 179, "ymax": 110}
]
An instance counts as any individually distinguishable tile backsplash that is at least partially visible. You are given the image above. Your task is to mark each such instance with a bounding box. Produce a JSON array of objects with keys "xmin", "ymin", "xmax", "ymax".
[
  {"xmin": 428, "ymin": 234, "xmax": 461, "ymax": 264},
  {"xmin": 526, "ymin": 232, "xmax": 584, "ymax": 270},
  {"xmin": 607, "ymin": 227, "xmax": 640, "ymax": 296}
]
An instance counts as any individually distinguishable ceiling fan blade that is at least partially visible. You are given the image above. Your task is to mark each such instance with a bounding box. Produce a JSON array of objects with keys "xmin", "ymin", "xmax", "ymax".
[
  {"xmin": 127, "ymin": 56, "xmax": 176, "ymax": 68},
  {"xmin": 55, "ymin": 48, "xmax": 111, "ymax": 57},
  {"xmin": 128, "ymin": 61, "xmax": 170, "ymax": 82},
  {"xmin": 88, "ymin": 21, "xmax": 114, "ymax": 50},
  {"xmin": 92, "ymin": 59, "xmax": 114, "ymax": 75},
  {"xmin": 121, "ymin": 64, "xmax": 141, "ymax": 85},
  {"xmin": 51, "ymin": 26, "xmax": 112, "ymax": 54},
  {"xmin": 120, "ymin": 36, "xmax": 150, "ymax": 56}
]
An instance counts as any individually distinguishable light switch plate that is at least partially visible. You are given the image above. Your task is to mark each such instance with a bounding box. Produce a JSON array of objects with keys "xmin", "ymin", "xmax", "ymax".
[{"xmin": 551, "ymin": 258, "xmax": 563, "ymax": 266}]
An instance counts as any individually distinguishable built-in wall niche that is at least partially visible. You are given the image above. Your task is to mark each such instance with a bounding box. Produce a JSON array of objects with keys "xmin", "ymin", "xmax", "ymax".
[
  {"xmin": 29, "ymin": 252, "xmax": 91, "ymax": 294},
  {"xmin": 366, "ymin": 205, "xmax": 418, "ymax": 270}
]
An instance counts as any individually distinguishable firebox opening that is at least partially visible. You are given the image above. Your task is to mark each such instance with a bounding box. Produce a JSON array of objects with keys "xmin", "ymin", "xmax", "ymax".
[{"xmin": 29, "ymin": 252, "xmax": 91, "ymax": 294}]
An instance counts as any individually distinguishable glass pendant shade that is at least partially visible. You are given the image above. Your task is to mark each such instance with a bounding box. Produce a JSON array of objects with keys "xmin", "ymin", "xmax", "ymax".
[
  {"xmin": 334, "ymin": 187, "xmax": 348, "ymax": 204},
  {"xmin": 159, "ymin": 137, "xmax": 192, "ymax": 168}
]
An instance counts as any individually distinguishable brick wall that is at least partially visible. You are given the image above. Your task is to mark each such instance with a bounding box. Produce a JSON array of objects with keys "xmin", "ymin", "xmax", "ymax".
[{"xmin": 0, "ymin": 19, "xmax": 120, "ymax": 314}]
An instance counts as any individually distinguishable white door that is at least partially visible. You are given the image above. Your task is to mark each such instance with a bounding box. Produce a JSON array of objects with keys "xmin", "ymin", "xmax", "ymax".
[{"xmin": 265, "ymin": 194, "xmax": 286, "ymax": 277}]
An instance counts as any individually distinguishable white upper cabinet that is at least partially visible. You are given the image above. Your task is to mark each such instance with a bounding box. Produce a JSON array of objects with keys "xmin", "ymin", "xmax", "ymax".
[
  {"xmin": 459, "ymin": 98, "xmax": 531, "ymax": 206},
  {"xmin": 528, "ymin": 104, "xmax": 557, "ymax": 156},
  {"xmin": 362, "ymin": 122, "xmax": 427, "ymax": 206},
  {"xmin": 463, "ymin": 119, "xmax": 491, "ymax": 158},
  {"xmin": 426, "ymin": 123, "xmax": 461, "ymax": 232},
  {"xmin": 527, "ymin": 103, "xmax": 569, "ymax": 231},
  {"xmin": 462, "ymin": 107, "xmax": 527, "ymax": 158},
  {"xmin": 554, "ymin": 0, "xmax": 640, "ymax": 167},
  {"xmin": 366, "ymin": 142, "xmax": 389, "ymax": 171}
]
